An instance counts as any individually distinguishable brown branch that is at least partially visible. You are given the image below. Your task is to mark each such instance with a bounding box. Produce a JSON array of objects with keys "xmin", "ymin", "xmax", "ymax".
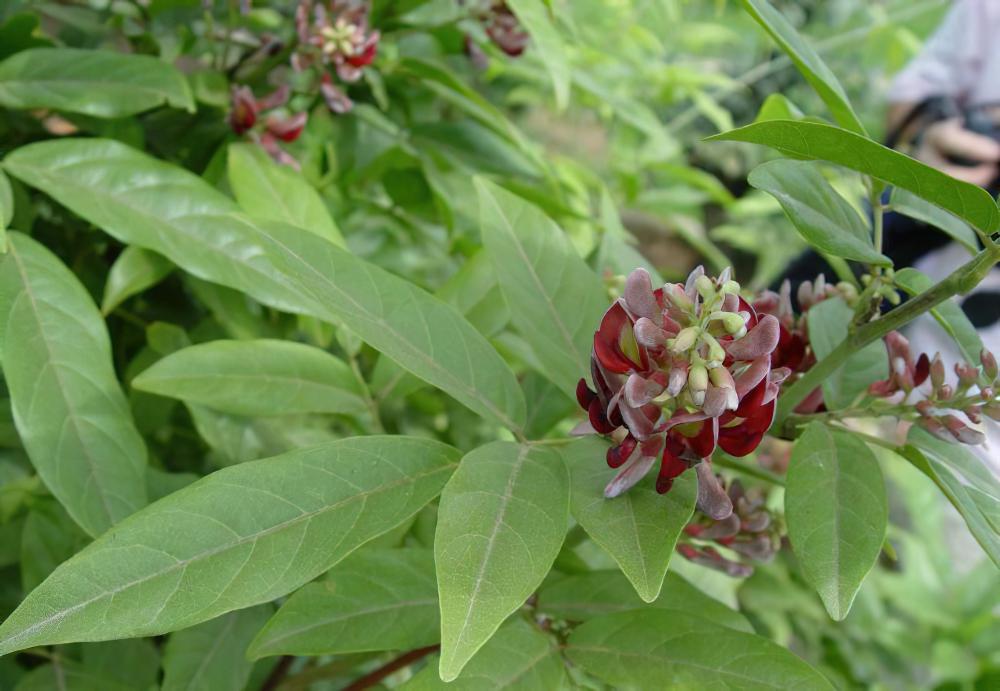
[
  {"xmin": 341, "ymin": 645, "xmax": 440, "ymax": 691},
  {"xmin": 260, "ymin": 655, "xmax": 294, "ymax": 691}
]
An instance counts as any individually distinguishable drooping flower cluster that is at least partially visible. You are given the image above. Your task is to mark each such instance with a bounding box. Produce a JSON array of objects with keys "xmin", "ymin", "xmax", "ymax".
[
  {"xmin": 577, "ymin": 266, "xmax": 788, "ymax": 518},
  {"xmin": 869, "ymin": 331, "xmax": 1000, "ymax": 445},
  {"xmin": 228, "ymin": 85, "xmax": 308, "ymax": 167}
]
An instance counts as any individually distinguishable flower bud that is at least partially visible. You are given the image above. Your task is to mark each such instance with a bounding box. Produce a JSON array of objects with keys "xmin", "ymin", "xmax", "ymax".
[
  {"xmin": 695, "ymin": 274, "xmax": 716, "ymax": 301},
  {"xmin": 710, "ymin": 311, "xmax": 747, "ymax": 335},
  {"xmin": 930, "ymin": 353, "xmax": 945, "ymax": 389},
  {"xmin": 982, "ymin": 387, "xmax": 994, "ymax": 401},
  {"xmin": 938, "ymin": 384, "xmax": 954, "ymax": 401},
  {"xmin": 955, "ymin": 362, "xmax": 979, "ymax": 388},
  {"xmin": 702, "ymin": 333, "xmax": 727, "ymax": 367},
  {"xmin": 965, "ymin": 405, "xmax": 983, "ymax": 424},
  {"xmin": 722, "ymin": 280, "xmax": 741, "ymax": 295},
  {"xmin": 665, "ymin": 283, "xmax": 693, "ymax": 312},
  {"xmin": 981, "ymin": 349, "xmax": 998, "ymax": 380},
  {"xmin": 671, "ymin": 326, "xmax": 700, "ymax": 353},
  {"xmin": 942, "ymin": 414, "xmax": 986, "ymax": 445},
  {"xmin": 688, "ymin": 364, "xmax": 708, "ymax": 405},
  {"xmin": 919, "ymin": 416, "xmax": 953, "ymax": 442}
]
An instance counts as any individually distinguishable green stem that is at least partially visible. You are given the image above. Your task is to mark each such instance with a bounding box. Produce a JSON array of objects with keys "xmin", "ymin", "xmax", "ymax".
[
  {"xmin": 829, "ymin": 426, "xmax": 900, "ymax": 452},
  {"xmin": 712, "ymin": 455, "xmax": 785, "ymax": 487},
  {"xmin": 347, "ymin": 354, "xmax": 385, "ymax": 434},
  {"xmin": 776, "ymin": 245, "xmax": 1000, "ymax": 429}
]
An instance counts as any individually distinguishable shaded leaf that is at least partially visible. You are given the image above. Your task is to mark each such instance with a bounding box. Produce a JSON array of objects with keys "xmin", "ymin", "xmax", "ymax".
[
  {"xmin": 894, "ymin": 268, "xmax": 984, "ymax": 367},
  {"xmin": 101, "ymin": 245, "xmax": 173, "ymax": 314},
  {"xmin": 20, "ymin": 501, "xmax": 89, "ymax": 592},
  {"xmin": 507, "ymin": 0, "xmax": 571, "ymax": 111},
  {"xmin": 807, "ymin": 298, "xmax": 888, "ymax": 409},
  {"xmin": 0, "ymin": 168, "xmax": 10, "ymax": 253},
  {"xmin": 890, "ymin": 188, "xmax": 980, "ymax": 254}
]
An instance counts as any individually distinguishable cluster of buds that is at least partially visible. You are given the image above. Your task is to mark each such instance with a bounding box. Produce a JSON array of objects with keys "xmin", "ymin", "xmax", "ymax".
[
  {"xmin": 228, "ymin": 85, "xmax": 308, "ymax": 167},
  {"xmin": 479, "ymin": 1, "xmax": 529, "ymax": 57},
  {"xmin": 677, "ymin": 480, "xmax": 780, "ymax": 578},
  {"xmin": 294, "ymin": 0, "xmax": 380, "ymax": 113},
  {"xmin": 577, "ymin": 266, "xmax": 789, "ymax": 519},
  {"xmin": 869, "ymin": 332, "xmax": 1000, "ymax": 445}
]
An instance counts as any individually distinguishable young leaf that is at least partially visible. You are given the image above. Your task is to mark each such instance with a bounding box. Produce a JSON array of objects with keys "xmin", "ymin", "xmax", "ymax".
[
  {"xmin": 538, "ymin": 570, "xmax": 752, "ymax": 632},
  {"xmin": 595, "ymin": 187, "xmax": 663, "ymax": 284},
  {"xmin": 162, "ymin": 606, "xmax": 272, "ymax": 691},
  {"xmin": 227, "ymin": 143, "xmax": 345, "ymax": 247},
  {"xmin": 566, "ymin": 609, "xmax": 833, "ymax": 689},
  {"xmin": 807, "ymin": 297, "xmax": 888, "ymax": 409},
  {"xmin": 101, "ymin": 245, "xmax": 174, "ymax": 314},
  {"xmin": 903, "ymin": 427, "xmax": 1000, "ymax": 568},
  {"xmin": 740, "ymin": 0, "xmax": 864, "ymax": 134},
  {"xmin": 507, "ymin": 0, "xmax": 571, "ymax": 111},
  {"xmin": 404, "ymin": 618, "xmax": 564, "ymax": 690},
  {"xmin": 748, "ymin": 159, "xmax": 889, "ymax": 265},
  {"xmin": 0, "ymin": 436, "xmax": 458, "ymax": 655},
  {"xmin": 786, "ymin": 423, "xmax": 888, "ymax": 620},
  {"xmin": 894, "ymin": 268, "xmax": 984, "ymax": 366},
  {"xmin": 562, "ymin": 436, "xmax": 697, "ymax": 603},
  {"xmin": 0, "ymin": 168, "xmax": 11, "ymax": 253},
  {"xmin": 0, "ymin": 232, "xmax": 148, "ymax": 537},
  {"xmin": 477, "ymin": 179, "xmax": 607, "ymax": 393},
  {"xmin": 132, "ymin": 339, "xmax": 367, "ymax": 417},
  {"xmin": 754, "ymin": 93, "xmax": 804, "ymax": 123},
  {"xmin": 435, "ymin": 441, "xmax": 569, "ymax": 681},
  {"xmin": 889, "ymin": 188, "xmax": 980, "ymax": 254},
  {"xmin": 0, "ymin": 47, "xmax": 194, "ymax": 117},
  {"xmin": 3, "ymin": 139, "xmax": 526, "ymax": 432},
  {"xmin": 708, "ymin": 120, "xmax": 1000, "ymax": 233},
  {"xmin": 249, "ymin": 548, "xmax": 438, "ymax": 658}
]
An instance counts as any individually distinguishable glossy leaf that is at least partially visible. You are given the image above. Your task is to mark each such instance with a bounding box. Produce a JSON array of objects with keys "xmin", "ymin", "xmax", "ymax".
[
  {"xmin": 566, "ymin": 609, "xmax": 833, "ymax": 689},
  {"xmin": 0, "ymin": 47, "xmax": 194, "ymax": 117},
  {"xmin": 162, "ymin": 606, "xmax": 272, "ymax": 691},
  {"xmin": 741, "ymin": 0, "xmax": 863, "ymax": 133},
  {"xmin": 786, "ymin": 423, "xmax": 887, "ymax": 620},
  {"xmin": 132, "ymin": 339, "xmax": 366, "ymax": 417},
  {"xmin": 249, "ymin": 548, "xmax": 438, "ymax": 657},
  {"xmin": 894, "ymin": 268, "xmax": 984, "ymax": 366},
  {"xmin": 562, "ymin": 436, "xmax": 697, "ymax": 603},
  {"xmin": 889, "ymin": 188, "xmax": 980, "ymax": 254},
  {"xmin": 227, "ymin": 143, "xmax": 344, "ymax": 247},
  {"xmin": 807, "ymin": 297, "xmax": 888, "ymax": 409},
  {"xmin": 435, "ymin": 441, "xmax": 569, "ymax": 681},
  {"xmin": 0, "ymin": 232, "xmax": 148, "ymax": 537},
  {"xmin": 538, "ymin": 570, "xmax": 752, "ymax": 632},
  {"xmin": 0, "ymin": 436, "xmax": 458, "ymax": 655},
  {"xmin": 748, "ymin": 159, "xmax": 888, "ymax": 265},
  {"xmin": 507, "ymin": 0, "xmax": 570, "ymax": 110},
  {"xmin": 709, "ymin": 120, "xmax": 1000, "ymax": 233},
  {"xmin": 101, "ymin": 245, "xmax": 173, "ymax": 314},
  {"xmin": 903, "ymin": 427, "xmax": 1000, "ymax": 568},
  {"xmin": 405, "ymin": 619, "xmax": 564, "ymax": 690},
  {"xmin": 477, "ymin": 179, "xmax": 607, "ymax": 393},
  {"xmin": 3, "ymin": 139, "xmax": 526, "ymax": 432}
]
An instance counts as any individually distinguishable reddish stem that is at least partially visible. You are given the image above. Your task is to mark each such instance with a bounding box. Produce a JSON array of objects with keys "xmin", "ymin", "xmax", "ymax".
[{"xmin": 341, "ymin": 645, "xmax": 440, "ymax": 691}]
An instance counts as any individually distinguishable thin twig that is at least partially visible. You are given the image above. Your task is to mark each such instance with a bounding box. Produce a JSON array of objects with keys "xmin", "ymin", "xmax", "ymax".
[{"xmin": 340, "ymin": 645, "xmax": 440, "ymax": 691}]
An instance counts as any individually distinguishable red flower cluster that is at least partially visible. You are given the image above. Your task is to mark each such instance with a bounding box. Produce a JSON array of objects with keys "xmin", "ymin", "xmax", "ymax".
[
  {"xmin": 228, "ymin": 85, "xmax": 308, "ymax": 167},
  {"xmin": 577, "ymin": 267, "xmax": 788, "ymax": 519}
]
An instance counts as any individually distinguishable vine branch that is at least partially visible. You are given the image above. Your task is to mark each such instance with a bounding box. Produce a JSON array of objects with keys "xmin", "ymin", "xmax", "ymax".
[{"xmin": 341, "ymin": 645, "xmax": 440, "ymax": 691}]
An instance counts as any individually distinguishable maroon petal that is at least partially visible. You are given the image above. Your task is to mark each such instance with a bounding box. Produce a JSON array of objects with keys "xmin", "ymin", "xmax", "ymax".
[
  {"xmin": 734, "ymin": 357, "xmax": 770, "ymax": 399},
  {"xmin": 576, "ymin": 378, "xmax": 596, "ymax": 410},
  {"xmin": 695, "ymin": 461, "xmax": 733, "ymax": 520},
  {"xmin": 914, "ymin": 353, "xmax": 930, "ymax": 387},
  {"xmin": 725, "ymin": 315, "xmax": 779, "ymax": 361},
  {"xmin": 588, "ymin": 398, "xmax": 616, "ymax": 434},
  {"xmin": 625, "ymin": 373, "xmax": 666, "ymax": 407},
  {"xmin": 594, "ymin": 302, "xmax": 641, "ymax": 374},
  {"xmin": 266, "ymin": 112, "xmax": 308, "ymax": 142},
  {"xmin": 604, "ymin": 451, "xmax": 656, "ymax": 498},
  {"xmin": 607, "ymin": 434, "xmax": 638, "ymax": 468},
  {"xmin": 623, "ymin": 268, "xmax": 660, "ymax": 320},
  {"xmin": 684, "ymin": 418, "xmax": 719, "ymax": 459},
  {"xmin": 656, "ymin": 441, "xmax": 688, "ymax": 494},
  {"xmin": 699, "ymin": 512, "xmax": 741, "ymax": 540},
  {"xmin": 634, "ymin": 317, "xmax": 667, "ymax": 348}
]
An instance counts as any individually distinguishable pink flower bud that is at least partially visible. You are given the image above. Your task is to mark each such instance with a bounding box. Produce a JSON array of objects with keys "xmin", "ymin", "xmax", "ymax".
[
  {"xmin": 938, "ymin": 384, "xmax": 954, "ymax": 401},
  {"xmin": 982, "ymin": 387, "xmax": 995, "ymax": 401},
  {"xmin": 623, "ymin": 268, "xmax": 660, "ymax": 320},
  {"xmin": 604, "ymin": 452, "xmax": 656, "ymax": 498},
  {"xmin": 633, "ymin": 317, "xmax": 667, "ymax": 348},
  {"xmin": 725, "ymin": 315, "xmax": 780, "ymax": 361},
  {"xmin": 919, "ymin": 416, "xmax": 954, "ymax": 442},
  {"xmin": 672, "ymin": 326, "xmax": 700, "ymax": 353},
  {"xmin": 981, "ymin": 349, "xmax": 998, "ymax": 380},
  {"xmin": 930, "ymin": 353, "xmax": 945, "ymax": 389},
  {"xmin": 942, "ymin": 414, "xmax": 986, "ymax": 445},
  {"xmin": 688, "ymin": 365, "xmax": 708, "ymax": 405},
  {"xmin": 955, "ymin": 362, "xmax": 979, "ymax": 388},
  {"xmin": 695, "ymin": 462, "xmax": 733, "ymax": 520}
]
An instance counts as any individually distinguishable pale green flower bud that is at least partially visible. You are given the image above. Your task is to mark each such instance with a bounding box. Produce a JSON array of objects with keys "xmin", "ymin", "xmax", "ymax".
[
  {"xmin": 688, "ymin": 364, "xmax": 708, "ymax": 405},
  {"xmin": 695, "ymin": 274, "xmax": 716, "ymax": 301},
  {"xmin": 671, "ymin": 326, "xmax": 700, "ymax": 353},
  {"xmin": 722, "ymin": 280, "xmax": 741, "ymax": 295}
]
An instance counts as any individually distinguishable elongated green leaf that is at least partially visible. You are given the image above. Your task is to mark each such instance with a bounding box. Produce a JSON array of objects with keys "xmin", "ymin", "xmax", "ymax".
[
  {"xmin": 162, "ymin": 606, "xmax": 271, "ymax": 691},
  {"xmin": 0, "ymin": 436, "xmax": 458, "ymax": 655},
  {"xmin": 20, "ymin": 501, "xmax": 89, "ymax": 592},
  {"xmin": 101, "ymin": 245, "xmax": 173, "ymax": 314},
  {"xmin": 595, "ymin": 187, "xmax": 662, "ymax": 285},
  {"xmin": 227, "ymin": 143, "xmax": 344, "ymax": 247},
  {"xmin": 786, "ymin": 423, "xmax": 887, "ymax": 620},
  {"xmin": 132, "ymin": 339, "xmax": 366, "ymax": 417},
  {"xmin": 0, "ymin": 47, "xmax": 194, "ymax": 117},
  {"xmin": 708, "ymin": 120, "xmax": 1000, "ymax": 233},
  {"xmin": 250, "ymin": 548, "xmax": 437, "ymax": 658},
  {"xmin": 538, "ymin": 570, "xmax": 752, "ymax": 632},
  {"xmin": 741, "ymin": 0, "xmax": 863, "ymax": 134},
  {"xmin": 903, "ymin": 427, "xmax": 1000, "ymax": 568},
  {"xmin": 0, "ymin": 168, "xmax": 10, "ymax": 253},
  {"xmin": 807, "ymin": 298, "xmax": 888, "ymax": 409},
  {"xmin": 435, "ymin": 441, "xmax": 569, "ymax": 681},
  {"xmin": 507, "ymin": 0, "xmax": 570, "ymax": 111},
  {"xmin": 3, "ymin": 139, "xmax": 526, "ymax": 432},
  {"xmin": 566, "ymin": 609, "xmax": 833, "ymax": 689},
  {"xmin": 748, "ymin": 159, "xmax": 888, "ymax": 265},
  {"xmin": 477, "ymin": 179, "xmax": 607, "ymax": 393},
  {"xmin": 890, "ymin": 188, "xmax": 980, "ymax": 253},
  {"xmin": 754, "ymin": 93, "xmax": 803, "ymax": 123},
  {"xmin": 894, "ymin": 268, "xmax": 984, "ymax": 366},
  {"xmin": 404, "ymin": 619, "xmax": 564, "ymax": 690},
  {"xmin": 0, "ymin": 233, "xmax": 147, "ymax": 537},
  {"xmin": 562, "ymin": 436, "xmax": 697, "ymax": 603},
  {"xmin": 13, "ymin": 660, "xmax": 133, "ymax": 691}
]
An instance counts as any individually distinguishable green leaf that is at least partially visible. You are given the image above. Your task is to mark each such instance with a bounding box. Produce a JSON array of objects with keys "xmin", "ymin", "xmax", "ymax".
[
  {"xmin": 13, "ymin": 659, "xmax": 133, "ymax": 691},
  {"xmin": 786, "ymin": 423, "xmax": 887, "ymax": 620},
  {"xmin": 894, "ymin": 268, "xmax": 984, "ymax": 366},
  {"xmin": 0, "ymin": 233, "xmax": 148, "ymax": 537},
  {"xmin": 20, "ymin": 502, "xmax": 89, "ymax": 592},
  {"xmin": 3, "ymin": 139, "xmax": 526, "ymax": 432},
  {"xmin": 435, "ymin": 441, "xmax": 569, "ymax": 681},
  {"xmin": 708, "ymin": 120, "xmax": 1000, "ymax": 233},
  {"xmin": 162, "ymin": 606, "xmax": 272, "ymax": 691},
  {"xmin": 227, "ymin": 143, "xmax": 345, "ymax": 247},
  {"xmin": 0, "ymin": 47, "xmax": 194, "ymax": 117},
  {"xmin": 249, "ymin": 548, "xmax": 438, "ymax": 658},
  {"xmin": 807, "ymin": 298, "xmax": 888, "ymax": 409},
  {"xmin": 477, "ymin": 179, "xmax": 607, "ymax": 393},
  {"xmin": 403, "ymin": 618, "xmax": 564, "ymax": 690},
  {"xmin": 507, "ymin": 0, "xmax": 571, "ymax": 111},
  {"xmin": 754, "ymin": 93, "xmax": 804, "ymax": 123},
  {"xmin": 101, "ymin": 245, "xmax": 174, "ymax": 314},
  {"xmin": 903, "ymin": 427, "xmax": 1000, "ymax": 568},
  {"xmin": 740, "ymin": 0, "xmax": 864, "ymax": 134},
  {"xmin": 538, "ymin": 570, "xmax": 752, "ymax": 632},
  {"xmin": 0, "ymin": 436, "xmax": 458, "ymax": 655},
  {"xmin": 889, "ymin": 188, "xmax": 980, "ymax": 254},
  {"xmin": 595, "ymin": 187, "xmax": 662, "ymax": 284},
  {"xmin": 132, "ymin": 339, "xmax": 366, "ymax": 417},
  {"xmin": 522, "ymin": 372, "xmax": 576, "ymax": 440},
  {"xmin": 747, "ymin": 159, "xmax": 888, "ymax": 265},
  {"xmin": 562, "ymin": 436, "xmax": 697, "ymax": 603},
  {"xmin": 0, "ymin": 168, "xmax": 11, "ymax": 254}
]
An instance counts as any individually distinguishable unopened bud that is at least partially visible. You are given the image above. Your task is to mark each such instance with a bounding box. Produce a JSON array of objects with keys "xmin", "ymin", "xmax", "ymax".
[
  {"xmin": 695, "ymin": 274, "xmax": 716, "ymax": 301},
  {"xmin": 722, "ymin": 280, "xmax": 741, "ymax": 295},
  {"xmin": 688, "ymin": 365, "xmax": 708, "ymax": 405},
  {"xmin": 965, "ymin": 406, "xmax": 983, "ymax": 424},
  {"xmin": 836, "ymin": 281, "xmax": 858, "ymax": 303},
  {"xmin": 702, "ymin": 333, "xmax": 726, "ymax": 367},
  {"xmin": 710, "ymin": 311, "xmax": 746, "ymax": 335},
  {"xmin": 919, "ymin": 416, "xmax": 953, "ymax": 443},
  {"xmin": 879, "ymin": 285, "xmax": 901, "ymax": 306},
  {"xmin": 942, "ymin": 414, "xmax": 986, "ymax": 445},
  {"xmin": 938, "ymin": 384, "xmax": 954, "ymax": 401},
  {"xmin": 981, "ymin": 349, "xmax": 998, "ymax": 380},
  {"xmin": 955, "ymin": 362, "xmax": 979, "ymax": 388},
  {"xmin": 930, "ymin": 353, "xmax": 945, "ymax": 389},
  {"xmin": 666, "ymin": 283, "xmax": 693, "ymax": 312},
  {"xmin": 672, "ymin": 326, "xmax": 700, "ymax": 353}
]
